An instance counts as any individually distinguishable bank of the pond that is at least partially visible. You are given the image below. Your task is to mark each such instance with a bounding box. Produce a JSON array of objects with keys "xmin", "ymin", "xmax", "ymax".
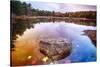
[
  {"xmin": 84, "ymin": 30, "xmax": 96, "ymax": 47},
  {"xmin": 11, "ymin": 16, "xmax": 96, "ymax": 26}
]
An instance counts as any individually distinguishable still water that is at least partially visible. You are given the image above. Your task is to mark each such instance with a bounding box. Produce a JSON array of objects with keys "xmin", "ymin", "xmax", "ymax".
[{"xmin": 12, "ymin": 21, "xmax": 96, "ymax": 64}]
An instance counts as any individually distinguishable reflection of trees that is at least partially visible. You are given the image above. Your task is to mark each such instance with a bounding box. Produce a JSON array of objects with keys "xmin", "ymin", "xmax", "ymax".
[{"xmin": 11, "ymin": 19, "xmax": 36, "ymax": 49}]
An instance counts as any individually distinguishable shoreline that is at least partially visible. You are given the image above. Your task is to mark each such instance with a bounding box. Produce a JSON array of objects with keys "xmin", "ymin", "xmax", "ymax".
[
  {"xmin": 84, "ymin": 30, "xmax": 96, "ymax": 47},
  {"xmin": 11, "ymin": 16, "xmax": 96, "ymax": 26},
  {"xmin": 12, "ymin": 15, "xmax": 96, "ymax": 21}
]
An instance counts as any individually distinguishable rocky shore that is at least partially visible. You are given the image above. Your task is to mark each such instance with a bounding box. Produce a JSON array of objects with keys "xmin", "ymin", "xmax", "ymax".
[{"xmin": 84, "ymin": 30, "xmax": 96, "ymax": 47}]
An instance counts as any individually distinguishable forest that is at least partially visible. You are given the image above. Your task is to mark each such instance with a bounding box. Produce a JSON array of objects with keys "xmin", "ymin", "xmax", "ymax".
[{"xmin": 11, "ymin": 0, "xmax": 96, "ymax": 19}]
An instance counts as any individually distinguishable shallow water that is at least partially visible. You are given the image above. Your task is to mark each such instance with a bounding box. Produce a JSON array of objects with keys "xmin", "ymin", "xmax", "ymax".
[{"xmin": 14, "ymin": 21, "xmax": 96, "ymax": 64}]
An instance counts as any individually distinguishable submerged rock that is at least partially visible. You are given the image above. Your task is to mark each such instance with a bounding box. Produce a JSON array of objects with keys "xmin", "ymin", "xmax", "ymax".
[{"xmin": 39, "ymin": 38, "xmax": 72, "ymax": 63}]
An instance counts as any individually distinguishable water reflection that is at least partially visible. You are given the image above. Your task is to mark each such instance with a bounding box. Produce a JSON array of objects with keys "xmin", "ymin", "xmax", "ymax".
[
  {"xmin": 12, "ymin": 21, "xmax": 96, "ymax": 65},
  {"xmin": 11, "ymin": 19, "xmax": 96, "ymax": 48}
]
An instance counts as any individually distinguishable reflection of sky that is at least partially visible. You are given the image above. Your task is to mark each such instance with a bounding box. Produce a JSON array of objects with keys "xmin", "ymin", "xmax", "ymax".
[
  {"xmin": 20, "ymin": 1, "xmax": 96, "ymax": 13},
  {"xmin": 17, "ymin": 22, "xmax": 96, "ymax": 63}
]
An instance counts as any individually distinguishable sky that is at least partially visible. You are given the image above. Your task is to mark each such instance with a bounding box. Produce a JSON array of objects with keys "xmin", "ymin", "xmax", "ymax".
[{"xmin": 20, "ymin": 1, "xmax": 96, "ymax": 13}]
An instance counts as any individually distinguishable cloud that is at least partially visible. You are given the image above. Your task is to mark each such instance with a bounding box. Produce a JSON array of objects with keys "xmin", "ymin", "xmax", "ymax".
[{"xmin": 21, "ymin": 1, "xmax": 96, "ymax": 13}]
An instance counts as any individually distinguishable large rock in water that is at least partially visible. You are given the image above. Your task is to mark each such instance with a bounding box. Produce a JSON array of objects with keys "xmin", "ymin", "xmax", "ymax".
[{"xmin": 39, "ymin": 38, "xmax": 72, "ymax": 62}]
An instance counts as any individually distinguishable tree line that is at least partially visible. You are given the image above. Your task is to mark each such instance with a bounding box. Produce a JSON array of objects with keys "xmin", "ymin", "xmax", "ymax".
[{"xmin": 11, "ymin": 0, "xmax": 96, "ymax": 19}]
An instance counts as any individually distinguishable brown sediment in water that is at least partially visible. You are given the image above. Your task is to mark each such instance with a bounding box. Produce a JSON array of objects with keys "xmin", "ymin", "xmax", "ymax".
[
  {"xmin": 11, "ymin": 37, "xmax": 45, "ymax": 66},
  {"xmin": 84, "ymin": 30, "xmax": 96, "ymax": 47},
  {"xmin": 11, "ymin": 35, "xmax": 72, "ymax": 66}
]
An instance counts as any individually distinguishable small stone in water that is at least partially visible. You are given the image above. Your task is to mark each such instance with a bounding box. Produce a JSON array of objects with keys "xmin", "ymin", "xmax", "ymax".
[
  {"xmin": 42, "ymin": 56, "xmax": 49, "ymax": 62},
  {"xmin": 27, "ymin": 56, "xmax": 32, "ymax": 59}
]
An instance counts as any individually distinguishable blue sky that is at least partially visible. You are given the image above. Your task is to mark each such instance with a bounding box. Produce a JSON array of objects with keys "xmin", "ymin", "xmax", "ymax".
[{"xmin": 20, "ymin": 1, "xmax": 96, "ymax": 13}]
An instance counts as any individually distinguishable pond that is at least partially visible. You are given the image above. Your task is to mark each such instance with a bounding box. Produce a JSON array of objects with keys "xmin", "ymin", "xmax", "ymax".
[{"xmin": 11, "ymin": 19, "xmax": 96, "ymax": 66}]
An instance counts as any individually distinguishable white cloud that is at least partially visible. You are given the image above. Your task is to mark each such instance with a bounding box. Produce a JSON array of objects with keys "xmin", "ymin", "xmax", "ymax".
[{"xmin": 20, "ymin": 1, "xmax": 96, "ymax": 12}]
